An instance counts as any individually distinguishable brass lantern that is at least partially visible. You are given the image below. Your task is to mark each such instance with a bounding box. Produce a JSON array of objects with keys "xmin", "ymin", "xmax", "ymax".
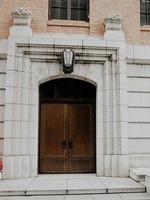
[{"xmin": 62, "ymin": 49, "xmax": 75, "ymax": 73}]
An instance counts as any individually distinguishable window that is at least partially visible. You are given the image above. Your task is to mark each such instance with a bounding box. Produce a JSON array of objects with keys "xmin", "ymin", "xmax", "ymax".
[
  {"xmin": 48, "ymin": 0, "xmax": 89, "ymax": 21},
  {"xmin": 140, "ymin": 0, "xmax": 150, "ymax": 25}
]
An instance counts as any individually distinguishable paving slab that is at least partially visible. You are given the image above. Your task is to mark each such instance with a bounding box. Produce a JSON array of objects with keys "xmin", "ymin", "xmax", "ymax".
[
  {"xmin": 101, "ymin": 177, "xmax": 145, "ymax": 193},
  {"xmin": 37, "ymin": 174, "xmax": 68, "ymax": 180},
  {"xmin": 65, "ymin": 195, "xmax": 92, "ymax": 200},
  {"xmin": 120, "ymin": 192, "xmax": 150, "ymax": 200},
  {"xmin": 92, "ymin": 194, "xmax": 121, "ymax": 200},
  {"xmin": 0, "ymin": 197, "xmax": 65, "ymax": 200},
  {"xmin": 26, "ymin": 178, "xmax": 67, "ymax": 195},
  {"xmin": 67, "ymin": 178, "xmax": 106, "ymax": 194},
  {"xmin": 67, "ymin": 174, "xmax": 96, "ymax": 179},
  {"xmin": 0, "ymin": 178, "xmax": 33, "ymax": 196},
  {"xmin": 32, "ymin": 197, "xmax": 65, "ymax": 200}
]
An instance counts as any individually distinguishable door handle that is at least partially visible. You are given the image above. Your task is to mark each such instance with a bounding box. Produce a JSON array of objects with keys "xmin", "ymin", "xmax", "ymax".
[
  {"xmin": 68, "ymin": 141, "xmax": 73, "ymax": 149},
  {"xmin": 61, "ymin": 141, "xmax": 67, "ymax": 149}
]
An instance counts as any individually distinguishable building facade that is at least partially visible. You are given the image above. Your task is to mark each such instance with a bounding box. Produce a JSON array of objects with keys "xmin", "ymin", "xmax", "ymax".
[{"xmin": 0, "ymin": 0, "xmax": 150, "ymax": 179}]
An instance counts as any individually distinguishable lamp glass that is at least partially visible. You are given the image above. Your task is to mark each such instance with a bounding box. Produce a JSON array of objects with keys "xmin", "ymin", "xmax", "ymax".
[{"xmin": 63, "ymin": 49, "xmax": 73, "ymax": 67}]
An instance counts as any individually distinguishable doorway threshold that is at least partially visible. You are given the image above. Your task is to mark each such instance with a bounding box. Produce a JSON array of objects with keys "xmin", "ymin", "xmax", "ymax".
[{"xmin": 37, "ymin": 173, "xmax": 97, "ymax": 179}]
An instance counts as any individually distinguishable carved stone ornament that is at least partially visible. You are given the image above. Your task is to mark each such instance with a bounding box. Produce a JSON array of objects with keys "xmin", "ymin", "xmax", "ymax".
[
  {"xmin": 11, "ymin": 7, "xmax": 32, "ymax": 26},
  {"xmin": 104, "ymin": 15, "xmax": 122, "ymax": 30},
  {"xmin": 11, "ymin": 7, "xmax": 32, "ymax": 18}
]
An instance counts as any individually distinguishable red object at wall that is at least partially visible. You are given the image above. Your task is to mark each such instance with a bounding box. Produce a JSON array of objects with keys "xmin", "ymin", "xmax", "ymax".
[{"xmin": 0, "ymin": 160, "xmax": 3, "ymax": 171}]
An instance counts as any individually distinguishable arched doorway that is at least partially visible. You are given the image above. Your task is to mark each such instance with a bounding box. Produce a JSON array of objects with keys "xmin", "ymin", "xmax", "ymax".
[{"xmin": 39, "ymin": 78, "xmax": 96, "ymax": 174}]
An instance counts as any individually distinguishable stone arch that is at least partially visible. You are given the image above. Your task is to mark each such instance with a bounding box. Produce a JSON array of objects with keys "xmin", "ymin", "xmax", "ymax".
[{"xmin": 39, "ymin": 74, "xmax": 97, "ymax": 88}]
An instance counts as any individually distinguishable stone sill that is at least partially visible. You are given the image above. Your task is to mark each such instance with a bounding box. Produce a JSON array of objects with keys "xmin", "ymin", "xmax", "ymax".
[
  {"xmin": 141, "ymin": 26, "xmax": 150, "ymax": 31},
  {"xmin": 47, "ymin": 20, "xmax": 90, "ymax": 28}
]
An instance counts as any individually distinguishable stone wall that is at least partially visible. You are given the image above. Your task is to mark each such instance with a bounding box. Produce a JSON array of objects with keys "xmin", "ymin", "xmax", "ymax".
[{"xmin": 127, "ymin": 63, "xmax": 150, "ymax": 168}]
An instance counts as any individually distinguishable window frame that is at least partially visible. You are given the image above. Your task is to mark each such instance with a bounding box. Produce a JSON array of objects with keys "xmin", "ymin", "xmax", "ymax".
[
  {"xmin": 48, "ymin": 0, "xmax": 89, "ymax": 22},
  {"xmin": 140, "ymin": 0, "xmax": 150, "ymax": 26}
]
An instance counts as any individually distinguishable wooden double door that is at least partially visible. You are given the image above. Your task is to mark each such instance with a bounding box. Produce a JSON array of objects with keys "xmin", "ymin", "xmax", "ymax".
[{"xmin": 39, "ymin": 101, "xmax": 96, "ymax": 174}]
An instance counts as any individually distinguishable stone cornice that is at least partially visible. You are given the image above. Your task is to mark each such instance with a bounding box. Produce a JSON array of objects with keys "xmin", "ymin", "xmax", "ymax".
[{"xmin": 16, "ymin": 43, "xmax": 119, "ymax": 64}]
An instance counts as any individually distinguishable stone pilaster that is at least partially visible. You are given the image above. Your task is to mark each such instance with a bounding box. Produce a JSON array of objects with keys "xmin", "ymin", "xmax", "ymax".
[
  {"xmin": 3, "ymin": 8, "xmax": 33, "ymax": 179},
  {"xmin": 103, "ymin": 15, "xmax": 129, "ymax": 177}
]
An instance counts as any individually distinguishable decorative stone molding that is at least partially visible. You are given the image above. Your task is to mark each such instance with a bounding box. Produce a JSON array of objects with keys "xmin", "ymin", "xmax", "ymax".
[
  {"xmin": 11, "ymin": 7, "xmax": 32, "ymax": 17},
  {"xmin": 10, "ymin": 7, "xmax": 32, "ymax": 36},
  {"xmin": 104, "ymin": 15, "xmax": 125, "ymax": 41},
  {"xmin": 3, "ymin": 41, "xmax": 128, "ymax": 179},
  {"xmin": 104, "ymin": 15, "xmax": 122, "ymax": 31},
  {"xmin": 11, "ymin": 7, "xmax": 32, "ymax": 26}
]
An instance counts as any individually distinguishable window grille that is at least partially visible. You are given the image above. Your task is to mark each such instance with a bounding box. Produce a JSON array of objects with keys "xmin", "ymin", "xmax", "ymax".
[
  {"xmin": 140, "ymin": 0, "xmax": 150, "ymax": 25},
  {"xmin": 48, "ymin": 0, "xmax": 89, "ymax": 21}
]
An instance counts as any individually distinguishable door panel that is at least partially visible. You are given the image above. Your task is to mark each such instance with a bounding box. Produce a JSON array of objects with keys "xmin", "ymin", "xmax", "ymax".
[
  {"xmin": 69, "ymin": 104, "xmax": 96, "ymax": 173},
  {"xmin": 39, "ymin": 102, "xmax": 96, "ymax": 173},
  {"xmin": 39, "ymin": 103, "xmax": 67, "ymax": 173}
]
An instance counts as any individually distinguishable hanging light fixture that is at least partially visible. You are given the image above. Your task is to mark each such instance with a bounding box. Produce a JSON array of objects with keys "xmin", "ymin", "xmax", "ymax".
[{"xmin": 62, "ymin": 49, "xmax": 75, "ymax": 73}]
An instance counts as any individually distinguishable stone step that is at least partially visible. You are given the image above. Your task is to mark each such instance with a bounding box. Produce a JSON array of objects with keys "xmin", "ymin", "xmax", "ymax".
[
  {"xmin": 0, "ymin": 176, "xmax": 146, "ymax": 196},
  {"xmin": 0, "ymin": 193, "xmax": 150, "ymax": 200},
  {"xmin": 130, "ymin": 168, "xmax": 150, "ymax": 182}
]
